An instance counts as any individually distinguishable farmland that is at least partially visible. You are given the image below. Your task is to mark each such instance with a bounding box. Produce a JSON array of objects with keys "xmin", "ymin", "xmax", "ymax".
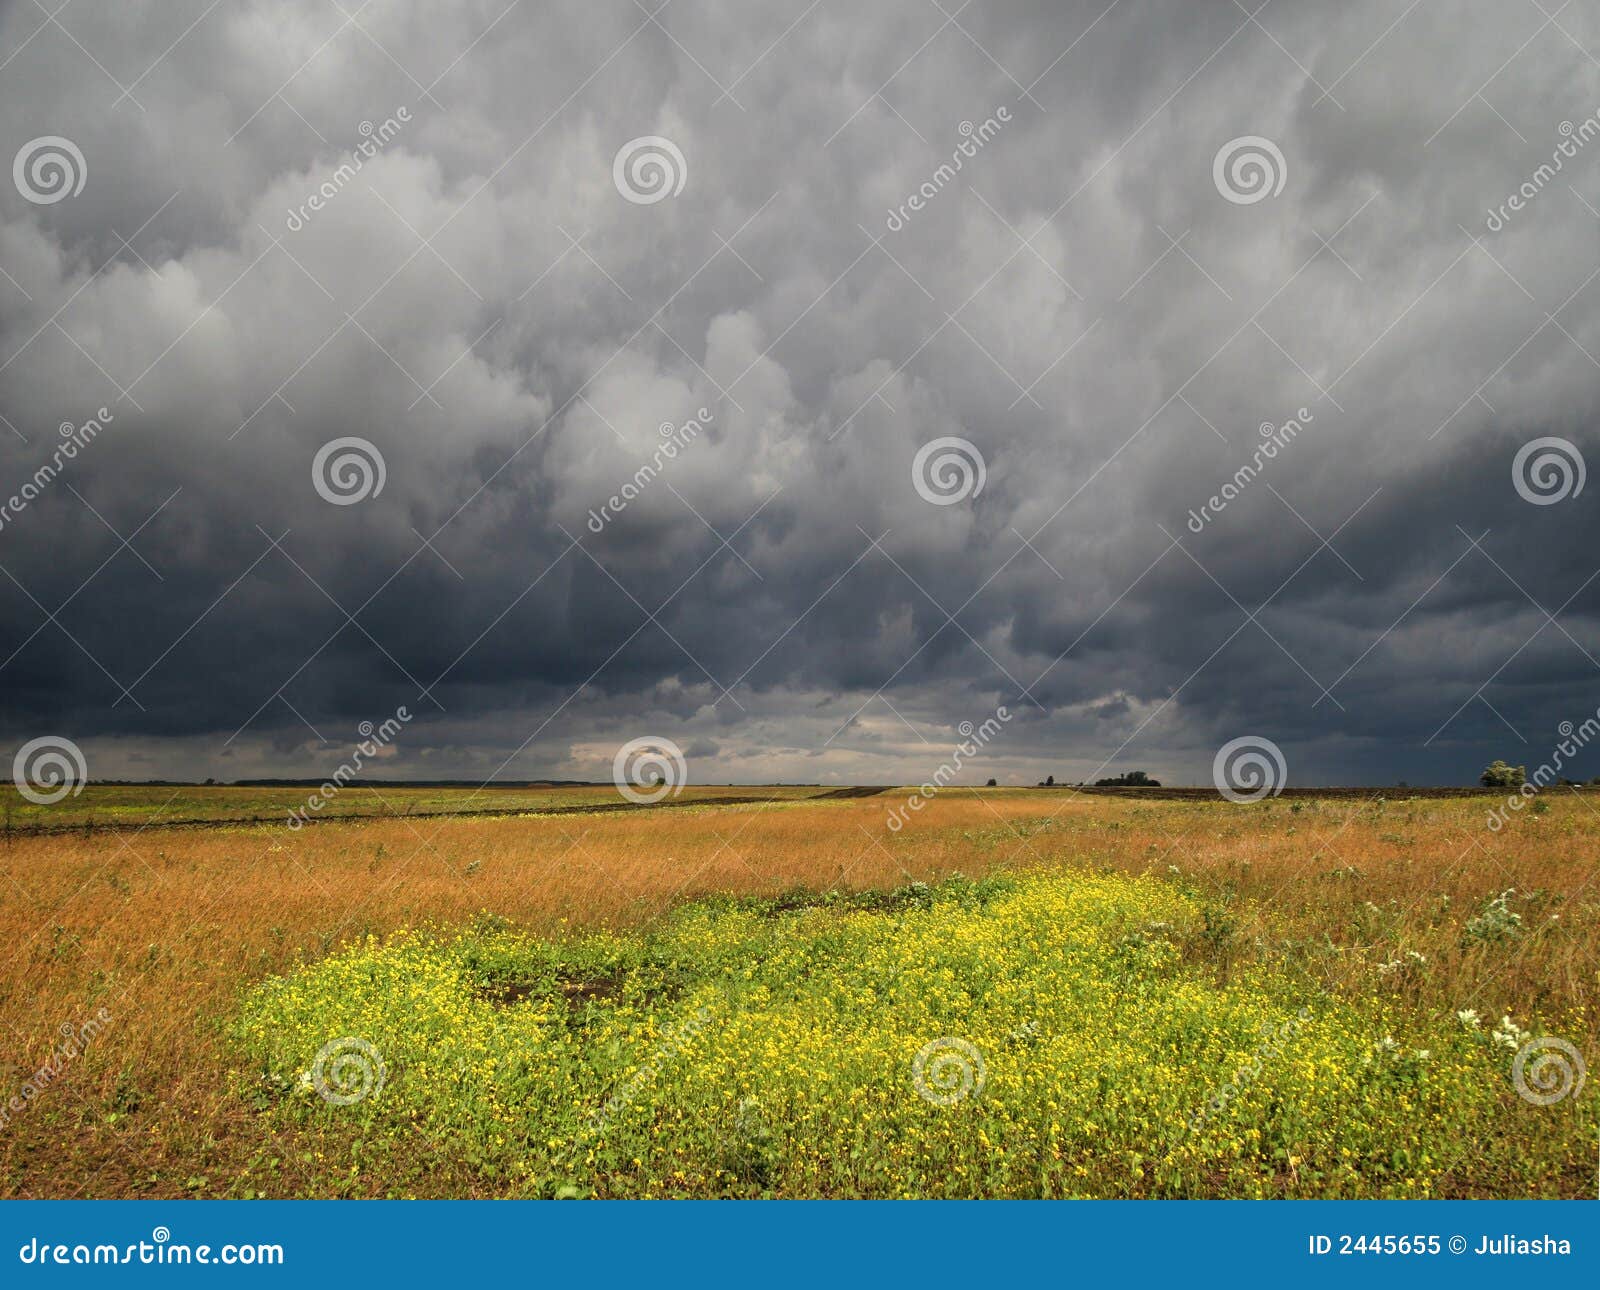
[{"xmin": 0, "ymin": 785, "xmax": 1594, "ymax": 1198}]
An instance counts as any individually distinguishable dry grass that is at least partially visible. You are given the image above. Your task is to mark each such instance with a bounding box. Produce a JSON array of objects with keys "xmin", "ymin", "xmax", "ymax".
[{"xmin": 0, "ymin": 786, "xmax": 1595, "ymax": 1197}]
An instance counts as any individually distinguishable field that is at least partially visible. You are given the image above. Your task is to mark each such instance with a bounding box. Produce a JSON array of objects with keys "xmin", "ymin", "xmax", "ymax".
[
  {"xmin": 0, "ymin": 785, "xmax": 1595, "ymax": 1198},
  {"xmin": 0, "ymin": 783, "xmax": 825, "ymax": 832}
]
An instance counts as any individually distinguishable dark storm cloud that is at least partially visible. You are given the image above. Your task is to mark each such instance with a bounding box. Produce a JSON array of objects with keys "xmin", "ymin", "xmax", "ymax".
[{"xmin": 1, "ymin": 0, "xmax": 1597, "ymax": 787}]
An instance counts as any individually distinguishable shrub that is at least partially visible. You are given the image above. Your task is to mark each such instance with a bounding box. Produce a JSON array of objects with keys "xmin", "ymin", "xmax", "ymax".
[{"xmin": 1480, "ymin": 760, "xmax": 1526, "ymax": 789}]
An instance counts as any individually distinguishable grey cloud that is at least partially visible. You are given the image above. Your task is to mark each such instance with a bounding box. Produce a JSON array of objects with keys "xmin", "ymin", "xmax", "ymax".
[{"xmin": 1, "ymin": 0, "xmax": 1597, "ymax": 789}]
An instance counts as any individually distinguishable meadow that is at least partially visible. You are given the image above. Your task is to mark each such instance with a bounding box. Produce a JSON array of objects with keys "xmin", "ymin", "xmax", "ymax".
[
  {"xmin": 0, "ymin": 785, "xmax": 1594, "ymax": 1198},
  {"xmin": 0, "ymin": 782, "xmax": 821, "ymax": 832}
]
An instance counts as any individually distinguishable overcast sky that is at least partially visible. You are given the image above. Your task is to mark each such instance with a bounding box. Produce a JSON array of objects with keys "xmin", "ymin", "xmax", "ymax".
[{"xmin": 1, "ymin": 0, "xmax": 1597, "ymax": 788}]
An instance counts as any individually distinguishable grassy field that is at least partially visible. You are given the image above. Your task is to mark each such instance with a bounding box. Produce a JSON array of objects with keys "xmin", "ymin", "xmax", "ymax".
[
  {"xmin": 0, "ymin": 785, "xmax": 1594, "ymax": 1198},
  {"xmin": 0, "ymin": 782, "xmax": 824, "ymax": 831}
]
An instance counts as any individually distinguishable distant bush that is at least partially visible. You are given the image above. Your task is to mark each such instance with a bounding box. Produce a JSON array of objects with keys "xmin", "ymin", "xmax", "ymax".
[{"xmin": 1480, "ymin": 760, "xmax": 1526, "ymax": 789}]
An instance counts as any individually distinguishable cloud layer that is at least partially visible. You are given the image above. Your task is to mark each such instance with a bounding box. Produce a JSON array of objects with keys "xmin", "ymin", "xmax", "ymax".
[{"xmin": 2, "ymin": 0, "xmax": 1597, "ymax": 787}]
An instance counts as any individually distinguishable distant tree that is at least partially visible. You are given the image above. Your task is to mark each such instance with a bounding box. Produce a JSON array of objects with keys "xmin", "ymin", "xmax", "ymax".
[
  {"xmin": 1045, "ymin": 774, "xmax": 1054, "ymax": 786},
  {"xmin": 1095, "ymin": 770, "xmax": 1160, "ymax": 787},
  {"xmin": 986, "ymin": 778, "xmax": 997, "ymax": 787},
  {"xmin": 1480, "ymin": 760, "xmax": 1526, "ymax": 789},
  {"xmin": 204, "ymin": 777, "xmax": 216, "ymax": 786}
]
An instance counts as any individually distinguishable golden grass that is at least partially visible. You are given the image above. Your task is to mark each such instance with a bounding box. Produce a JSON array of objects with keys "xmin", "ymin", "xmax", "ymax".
[{"xmin": 0, "ymin": 786, "xmax": 1595, "ymax": 1197}]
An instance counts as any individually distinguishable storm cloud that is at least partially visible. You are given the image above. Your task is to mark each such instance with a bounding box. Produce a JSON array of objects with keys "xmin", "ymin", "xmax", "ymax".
[{"xmin": 1, "ymin": 0, "xmax": 1597, "ymax": 787}]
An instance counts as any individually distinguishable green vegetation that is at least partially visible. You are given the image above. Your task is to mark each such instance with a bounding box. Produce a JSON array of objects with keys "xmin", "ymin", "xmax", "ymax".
[
  {"xmin": 233, "ymin": 870, "xmax": 1591, "ymax": 1198},
  {"xmin": 0, "ymin": 783, "xmax": 820, "ymax": 831},
  {"xmin": 1480, "ymin": 760, "xmax": 1527, "ymax": 789}
]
